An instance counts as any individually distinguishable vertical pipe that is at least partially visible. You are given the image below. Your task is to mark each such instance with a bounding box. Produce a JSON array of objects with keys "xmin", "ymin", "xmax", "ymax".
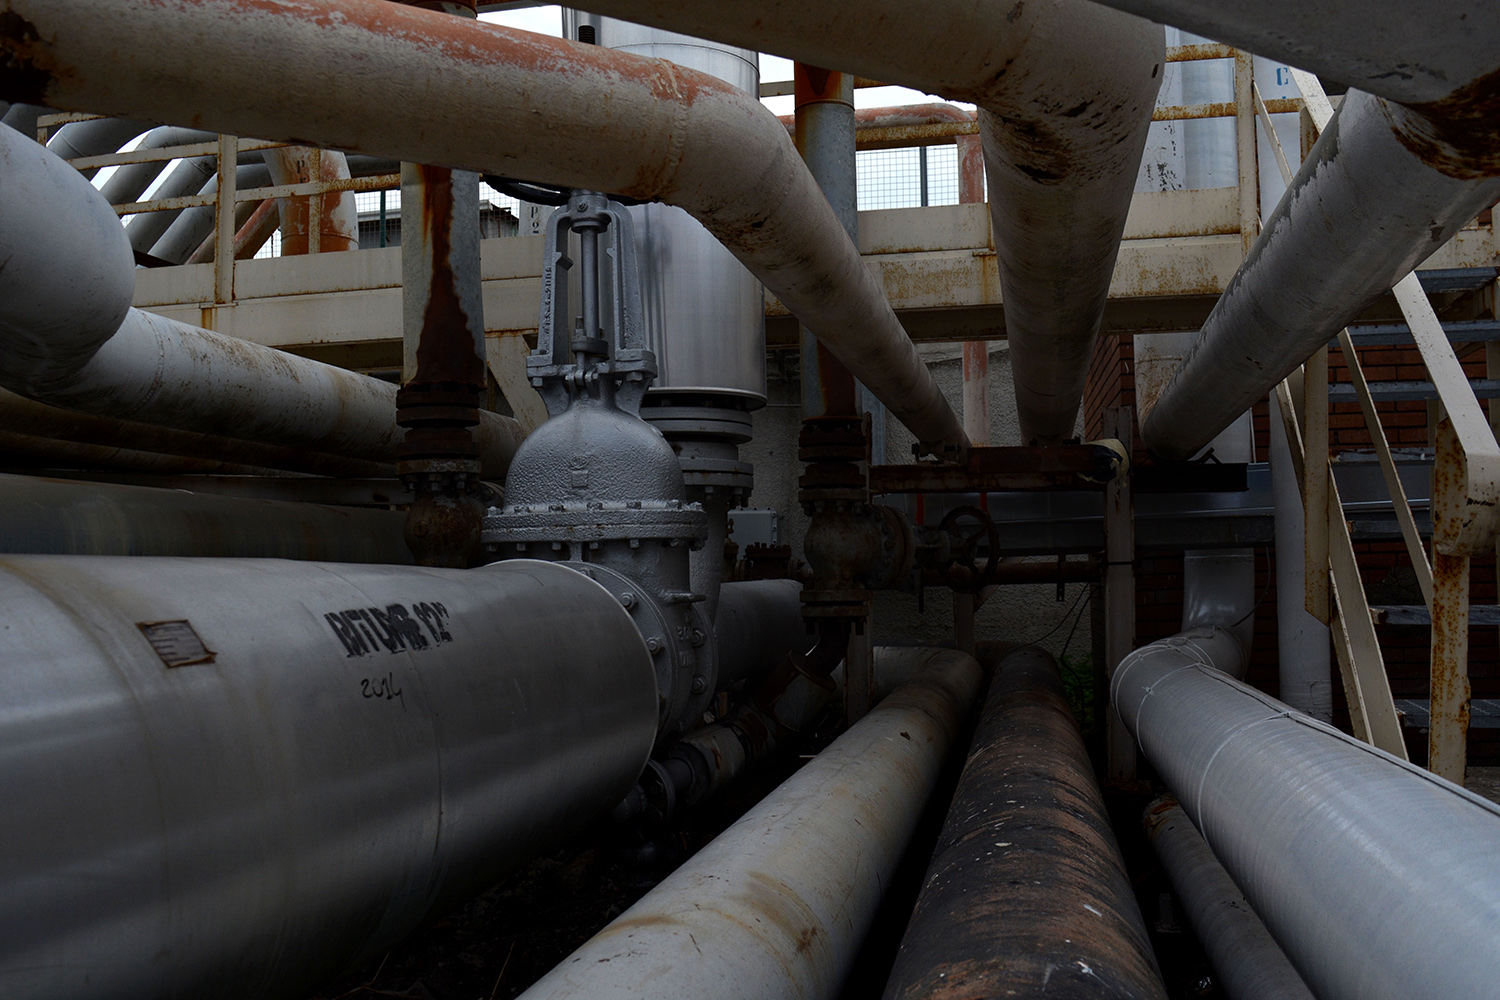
[
  {"xmin": 794, "ymin": 63, "xmax": 860, "ymax": 423},
  {"xmin": 1269, "ymin": 393, "xmax": 1332, "ymax": 720},
  {"xmin": 260, "ymin": 146, "xmax": 360, "ymax": 255},
  {"xmin": 393, "ymin": 0, "xmax": 486, "ymax": 568}
]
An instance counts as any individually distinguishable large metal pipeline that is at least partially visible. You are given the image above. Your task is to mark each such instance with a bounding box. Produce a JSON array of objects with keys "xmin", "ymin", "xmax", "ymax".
[
  {"xmin": 515, "ymin": 648, "xmax": 982, "ymax": 1000},
  {"xmin": 0, "ymin": 472, "xmax": 410, "ymax": 561},
  {"xmin": 261, "ymin": 145, "xmax": 360, "ymax": 255},
  {"xmin": 1143, "ymin": 797, "xmax": 1316, "ymax": 1000},
  {"xmin": 0, "ymin": 123, "xmax": 524, "ymax": 475},
  {"xmin": 883, "ymin": 646, "xmax": 1165, "ymax": 1000},
  {"xmin": 714, "ymin": 578, "xmax": 806, "ymax": 687},
  {"xmin": 0, "ymin": 0, "xmax": 966, "ymax": 456},
  {"xmin": 0, "ymin": 556, "xmax": 657, "ymax": 1000},
  {"xmin": 1113, "ymin": 627, "xmax": 1500, "ymax": 1000},
  {"xmin": 527, "ymin": 0, "xmax": 1164, "ymax": 446},
  {"xmin": 1105, "ymin": 0, "xmax": 1500, "ymax": 459},
  {"xmin": 0, "ymin": 122, "xmax": 134, "ymax": 393},
  {"xmin": 0, "ymin": 388, "xmax": 396, "ymax": 478},
  {"xmin": 1141, "ymin": 88, "xmax": 1500, "ymax": 458}
]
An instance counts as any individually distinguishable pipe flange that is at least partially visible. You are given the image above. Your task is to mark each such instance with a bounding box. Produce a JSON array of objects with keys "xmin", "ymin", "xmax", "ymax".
[{"xmin": 481, "ymin": 502, "xmax": 708, "ymax": 547}]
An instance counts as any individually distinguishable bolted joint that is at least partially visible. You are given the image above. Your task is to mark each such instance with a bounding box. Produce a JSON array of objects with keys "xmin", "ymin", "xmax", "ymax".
[{"xmin": 803, "ymin": 502, "xmax": 914, "ymax": 592}]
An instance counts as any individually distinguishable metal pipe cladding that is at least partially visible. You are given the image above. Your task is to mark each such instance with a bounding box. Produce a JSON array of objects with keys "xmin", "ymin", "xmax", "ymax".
[{"xmin": 0, "ymin": 557, "xmax": 659, "ymax": 1000}]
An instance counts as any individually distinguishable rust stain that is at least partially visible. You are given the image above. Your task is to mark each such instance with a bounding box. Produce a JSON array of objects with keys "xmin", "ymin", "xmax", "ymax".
[
  {"xmin": 410, "ymin": 165, "xmax": 482, "ymax": 387},
  {"xmin": 0, "ymin": 10, "xmax": 61, "ymax": 103},
  {"xmin": 1396, "ymin": 66, "xmax": 1500, "ymax": 179}
]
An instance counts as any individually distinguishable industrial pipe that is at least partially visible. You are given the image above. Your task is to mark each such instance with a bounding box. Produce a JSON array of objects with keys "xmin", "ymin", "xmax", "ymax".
[
  {"xmin": 0, "ymin": 124, "xmax": 524, "ymax": 475},
  {"xmin": 1144, "ymin": 797, "xmax": 1316, "ymax": 1000},
  {"xmin": 1268, "ymin": 399, "xmax": 1332, "ymax": 720},
  {"xmin": 516, "ymin": 648, "xmax": 982, "ymax": 1000},
  {"xmin": 0, "ymin": 123, "xmax": 134, "ymax": 393},
  {"xmin": 1141, "ymin": 89, "xmax": 1500, "ymax": 458},
  {"xmin": 147, "ymin": 162, "xmax": 273, "ymax": 264},
  {"xmin": 1081, "ymin": 0, "xmax": 1498, "ymax": 109},
  {"xmin": 0, "ymin": 388, "xmax": 397, "ymax": 478},
  {"xmin": 0, "ymin": 428, "xmax": 299, "ymax": 476},
  {"xmin": 533, "ymin": 0, "xmax": 1164, "ymax": 446},
  {"xmin": 883, "ymin": 646, "xmax": 1165, "ymax": 1000},
  {"xmin": 16, "ymin": 307, "xmax": 525, "ymax": 476},
  {"xmin": 124, "ymin": 148, "xmax": 218, "ymax": 253},
  {"xmin": 0, "ymin": 472, "xmax": 410, "ymax": 561},
  {"xmin": 262, "ymin": 145, "xmax": 360, "ymax": 254},
  {"xmin": 0, "ymin": 0, "xmax": 967, "ymax": 455},
  {"xmin": 0, "ymin": 556, "xmax": 657, "ymax": 1000},
  {"xmin": 1113, "ymin": 627, "xmax": 1500, "ymax": 1000},
  {"xmin": 98, "ymin": 125, "xmax": 216, "ymax": 207},
  {"xmin": 714, "ymin": 578, "xmax": 806, "ymax": 687},
  {"xmin": 45, "ymin": 116, "xmax": 151, "ymax": 177}
]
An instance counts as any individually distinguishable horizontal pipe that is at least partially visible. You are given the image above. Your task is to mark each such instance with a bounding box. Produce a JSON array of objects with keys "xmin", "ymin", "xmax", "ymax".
[
  {"xmin": 541, "ymin": 0, "xmax": 1163, "ymax": 446},
  {"xmin": 19, "ymin": 307, "xmax": 524, "ymax": 475},
  {"xmin": 98, "ymin": 126, "xmax": 217, "ymax": 206},
  {"xmin": 0, "ymin": 556, "xmax": 657, "ymax": 1000},
  {"xmin": 0, "ymin": 123, "xmax": 134, "ymax": 393},
  {"xmin": 1141, "ymin": 90, "xmax": 1500, "ymax": 459},
  {"xmin": 0, "ymin": 388, "xmax": 397, "ymax": 477},
  {"xmin": 883, "ymin": 646, "xmax": 1165, "ymax": 1000},
  {"xmin": 0, "ymin": 428, "xmax": 301, "ymax": 476},
  {"xmin": 1144, "ymin": 797, "xmax": 1316, "ymax": 1000},
  {"xmin": 0, "ymin": 472, "xmax": 411, "ymax": 560},
  {"xmin": 1113, "ymin": 626, "xmax": 1500, "ymax": 1000},
  {"xmin": 0, "ymin": 0, "xmax": 966, "ymax": 455},
  {"xmin": 516, "ymin": 648, "xmax": 982, "ymax": 1000},
  {"xmin": 714, "ymin": 578, "xmax": 807, "ymax": 687}
]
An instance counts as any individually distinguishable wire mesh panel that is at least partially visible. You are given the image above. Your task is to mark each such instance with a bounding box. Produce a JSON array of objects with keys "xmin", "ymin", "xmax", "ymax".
[{"xmin": 856, "ymin": 145, "xmax": 960, "ymax": 211}]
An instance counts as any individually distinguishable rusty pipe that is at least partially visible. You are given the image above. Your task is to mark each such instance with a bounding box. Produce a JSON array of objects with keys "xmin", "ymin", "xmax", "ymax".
[
  {"xmin": 1141, "ymin": 88, "xmax": 1500, "ymax": 459},
  {"xmin": 0, "ymin": 0, "xmax": 966, "ymax": 456},
  {"xmin": 516, "ymin": 648, "xmax": 982, "ymax": 1000},
  {"xmin": 260, "ymin": 146, "xmax": 360, "ymax": 254},
  {"xmin": 1144, "ymin": 797, "xmax": 1316, "ymax": 1000},
  {"xmin": 0, "ymin": 429, "xmax": 299, "ymax": 477},
  {"xmin": 527, "ymin": 0, "xmax": 1163, "ymax": 446},
  {"xmin": 1113, "ymin": 626, "xmax": 1500, "ymax": 1000},
  {"xmin": 883, "ymin": 646, "xmax": 1165, "ymax": 1000}
]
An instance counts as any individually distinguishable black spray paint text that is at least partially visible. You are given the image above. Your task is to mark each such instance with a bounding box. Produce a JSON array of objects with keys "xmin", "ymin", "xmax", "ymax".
[{"xmin": 325, "ymin": 602, "xmax": 452, "ymax": 658}]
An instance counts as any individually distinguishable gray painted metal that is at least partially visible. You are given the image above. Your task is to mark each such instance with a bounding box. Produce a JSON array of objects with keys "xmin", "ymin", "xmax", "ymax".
[
  {"xmin": 1080, "ymin": 0, "xmax": 1498, "ymax": 107},
  {"xmin": 0, "ymin": 388, "xmax": 397, "ymax": 478},
  {"xmin": 715, "ymin": 578, "xmax": 806, "ymax": 687},
  {"xmin": 12, "ymin": 307, "xmax": 524, "ymax": 476},
  {"xmin": 0, "ymin": 556, "xmax": 657, "ymax": 1000},
  {"xmin": 1144, "ymin": 798, "xmax": 1316, "ymax": 1000},
  {"xmin": 45, "ymin": 116, "xmax": 151, "ymax": 177},
  {"xmin": 566, "ymin": 0, "xmax": 1164, "ymax": 446},
  {"xmin": 0, "ymin": 102, "xmax": 41, "ymax": 136},
  {"xmin": 98, "ymin": 126, "xmax": 216, "ymax": 206},
  {"xmin": 581, "ymin": 14, "xmax": 767, "ymax": 405},
  {"xmin": 0, "ymin": 472, "xmax": 410, "ymax": 561},
  {"xmin": 515, "ymin": 647, "xmax": 982, "ymax": 1000},
  {"xmin": 1142, "ymin": 90, "xmax": 1500, "ymax": 459},
  {"xmin": 148, "ymin": 163, "xmax": 273, "ymax": 264},
  {"xmin": 1269, "ymin": 401, "xmax": 1333, "ymax": 721},
  {"xmin": 0, "ymin": 0, "xmax": 966, "ymax": 455},
  {"xmin": 1113, "ymin": 628, "xmax": 1500, "ymax": 1000},
  {"xmin": 124, "ymin": 150, "xmax": 218, "ymax": 252},
  {"xmin": 0, "ymin": 123, "xmax": 134, "ymax": 393}
]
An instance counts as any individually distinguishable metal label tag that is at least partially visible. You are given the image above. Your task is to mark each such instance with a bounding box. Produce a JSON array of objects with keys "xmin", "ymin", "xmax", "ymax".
[{"xmin": 137, "ymin": 620, "xmax": 217, "ymax": 668}]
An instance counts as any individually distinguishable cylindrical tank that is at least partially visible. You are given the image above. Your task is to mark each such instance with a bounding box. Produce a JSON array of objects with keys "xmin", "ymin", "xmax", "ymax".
[
  {"xmin": 0, "ymin": 556, "xmax": 658, "ymax": 1000},
  {"xmin": 565, "ymin": 11, "xmax": 766, "ymax": 406}
]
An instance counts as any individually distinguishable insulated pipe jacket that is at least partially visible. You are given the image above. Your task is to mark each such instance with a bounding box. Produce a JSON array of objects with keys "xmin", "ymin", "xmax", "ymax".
[
  {"xmin": 0, "ymin": 0, "xmax": 967, "ymax": 456},
  {"xmin": 522, "ymin": 0, "xmax": 1165, "ymax": 446},
  {"xmin": 516, "ymin": 648, "xmax": 981, "ymax": 1000},
  {"xmin": 0, "ymin": 556, "xmax": 658, "ymax": 1000},
  {"xmin": 1113, "ymin": 627, "xmax": 1500, "ymax": 1000}
]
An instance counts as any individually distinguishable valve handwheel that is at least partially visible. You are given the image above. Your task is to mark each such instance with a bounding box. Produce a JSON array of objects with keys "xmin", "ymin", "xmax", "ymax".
[{"xmin": 938, "ymin": 504, "xmax": 999, "ymax": 592}]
